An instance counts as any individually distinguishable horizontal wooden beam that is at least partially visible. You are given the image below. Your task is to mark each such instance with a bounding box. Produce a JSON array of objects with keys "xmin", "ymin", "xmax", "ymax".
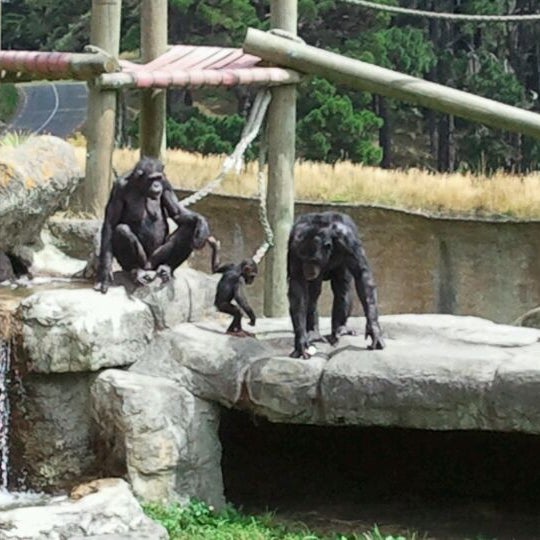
[
  {"xmin": 96, "ymin": 67, "xmax": 301, "ymax": 89},
  {"xmin": 0, "ymin": 48, "xmax": 119, "ymax": 80},
  {"xmin": 244, "ymin": 28, "xmax": 540, "ymax": 139}
]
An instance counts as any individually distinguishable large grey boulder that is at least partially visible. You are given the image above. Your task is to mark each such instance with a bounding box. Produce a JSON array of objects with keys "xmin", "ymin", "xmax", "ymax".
[
  {"xmin": 91, "ymin": 369, "xmax": 224, "ymax": 509},
  {"xmin": 47, "ymin": 217, "xmax": 101, "ymax": 260},
  {"xmin": 130, "ymin": 320, "xmax": 275, "ymax": 405},
  {"xmin": 17, "ymin": 267, "xmax": 220, "ymax": 374},
  {"xmin": 118, "ymin": 268, "xmax": 219, "ymax": 329},
  {"xmin": 18, "ymin": 287, "xmax": 154, "ymax": 373},
  {"xmin": 0, "ymin": 478, "xmax": 168, "ymax": 540},
  {"xmin": 9, "ymin": 372, "xmax": 98, "ymax": 493},
  {"xmin": 0, "ymin": 136, "xmax": 81, "ymax": 253}
]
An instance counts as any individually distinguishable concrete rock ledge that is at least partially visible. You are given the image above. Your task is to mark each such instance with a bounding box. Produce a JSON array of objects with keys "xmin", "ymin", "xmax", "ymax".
[
  {"xmin": 128, "ymin": 314, "xmax": 540, "ymax": 431},
  {"xmin": 6, "ymin": 277, "xmax": 540, "ymax": 507}
]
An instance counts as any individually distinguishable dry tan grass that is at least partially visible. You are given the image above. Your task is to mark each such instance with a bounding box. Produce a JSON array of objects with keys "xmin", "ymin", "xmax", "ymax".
[{"xmin": 71, "ymin": 142, "xmax": 540, "ymax": 220}]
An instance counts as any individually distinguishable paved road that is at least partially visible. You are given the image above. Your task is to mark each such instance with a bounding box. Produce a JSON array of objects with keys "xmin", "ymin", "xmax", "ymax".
[{"xmin": 6, "ymin": 82, "xmax": 88, "ymax": 138}]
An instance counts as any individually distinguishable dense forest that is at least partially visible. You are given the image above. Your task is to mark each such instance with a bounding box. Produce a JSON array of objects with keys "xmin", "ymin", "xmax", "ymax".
[{"xmin": 3, "ymin": 0, "xmax": 540, "ymax": 173}]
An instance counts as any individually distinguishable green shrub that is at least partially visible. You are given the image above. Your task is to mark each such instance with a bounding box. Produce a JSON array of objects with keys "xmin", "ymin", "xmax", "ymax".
[
  {"xmin": 164, "ymin": 78, "xmax": 382, "ymax": 166},
  {"xmin": 167, "ymin": 110, "xmax": 249, "ymax": 157}
]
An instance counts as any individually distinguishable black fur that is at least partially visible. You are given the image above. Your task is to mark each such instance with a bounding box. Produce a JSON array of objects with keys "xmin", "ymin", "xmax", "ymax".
[
  {"xmin": 287, "ymin": 211, "xmax": 384, "ymax": 358},
  {"xmin": 95, "ymin": 157, "xmax": 212, "ymax": 293}
]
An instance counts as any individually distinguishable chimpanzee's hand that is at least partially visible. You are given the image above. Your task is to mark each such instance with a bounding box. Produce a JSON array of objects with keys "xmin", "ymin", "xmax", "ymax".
[
  {"xmin": 249, "ymin": 316, "xmax": 256, "ymax": 327},
  {"xmin": 365, "ymin": 321, "xmax": 385, "ymax": 350}
]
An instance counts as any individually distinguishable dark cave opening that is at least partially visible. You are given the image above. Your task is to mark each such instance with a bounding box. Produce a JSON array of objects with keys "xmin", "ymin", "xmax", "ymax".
[{"xmin": 219, "ymin": 408, "xmax": 540, "ymax": 539}]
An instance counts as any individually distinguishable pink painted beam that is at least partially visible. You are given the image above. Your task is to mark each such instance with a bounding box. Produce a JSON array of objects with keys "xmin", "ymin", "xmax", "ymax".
[
  {"xmin": 118, "ymin": 67, "xmax": 301, "ymax": 89},
  {"xmin": 0, "ymin": 50, "xmax": 118, "ymax": 79}
]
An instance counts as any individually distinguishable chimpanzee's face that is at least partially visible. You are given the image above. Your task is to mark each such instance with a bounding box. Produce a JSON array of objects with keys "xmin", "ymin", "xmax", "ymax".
[
  {"xmin": 294, "ymin": 229, "xmax": 333, "ymax": 281},
  {"xmin": 132, "ymin": 157, "xmax": 164, "ymax": 199},
  {"xmin": 241, "ymin": 260, "xmax": 258, "ymax": 285}
]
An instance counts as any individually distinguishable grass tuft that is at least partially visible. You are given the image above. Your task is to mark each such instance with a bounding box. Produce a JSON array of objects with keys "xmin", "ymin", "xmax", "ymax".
[
  {"xmin": 143, "ymin": 500, "xmax": 422, "ymax": 540},
  {"xmin": 0, "ymin": 131, "xmax": 31, "ymax": 147}
]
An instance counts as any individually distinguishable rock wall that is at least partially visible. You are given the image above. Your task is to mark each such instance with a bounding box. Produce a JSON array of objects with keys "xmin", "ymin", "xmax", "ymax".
[{"xmin": 8, "ymin": 270, "xmax": 219, "ymax": 495}]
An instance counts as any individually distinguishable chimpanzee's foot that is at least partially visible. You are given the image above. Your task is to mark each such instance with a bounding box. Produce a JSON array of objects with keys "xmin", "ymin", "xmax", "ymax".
[
  {"xmin": 130, "ymin": 268, "xmax": 157, "ymax": 286},
  {"xmin": 290, "ymin": 344, "xmax": 317, "ymax": 359},
  {"xmin": 156, "ymin": 264, "xmax": 172, "ymax": 283},
  {"xmin": 226, "ymin": 329, "xmax": 256, "ymax": 338},
  {"xmin": 307, "ymin": 329, "xmax": 328, "ymax": 345},
  {"xmin": 327, "ymin": 326, "xmax": 358, "ymax": 345}
]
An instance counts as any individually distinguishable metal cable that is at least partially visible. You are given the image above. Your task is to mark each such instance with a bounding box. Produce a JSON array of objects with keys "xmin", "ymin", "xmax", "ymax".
[{"xmin": 338, "ymin": 0, "xmax": 540, "ymax": 22}]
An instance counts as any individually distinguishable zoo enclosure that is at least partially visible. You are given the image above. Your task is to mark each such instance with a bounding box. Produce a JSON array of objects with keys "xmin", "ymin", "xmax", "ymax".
[{"xmin": 0, "ymin": 0, "xmax": 539, "ymax": 315}]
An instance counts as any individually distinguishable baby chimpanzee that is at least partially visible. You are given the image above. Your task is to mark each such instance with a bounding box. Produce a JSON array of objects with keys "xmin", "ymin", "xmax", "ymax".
[{"xmin": 209, "ymin": 239, "xmax": 258, "ymax": 337}]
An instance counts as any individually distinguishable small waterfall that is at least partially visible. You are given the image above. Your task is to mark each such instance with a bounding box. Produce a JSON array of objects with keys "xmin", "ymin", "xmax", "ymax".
[{"xmin": 0, "ymin": 339, "xmax": 11, "ymax": 490}]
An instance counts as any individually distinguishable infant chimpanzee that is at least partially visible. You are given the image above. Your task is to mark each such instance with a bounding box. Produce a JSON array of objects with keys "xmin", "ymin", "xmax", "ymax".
[{"xmin": 208, "ymin": 238, "xmax": 258, "ymax": 337}]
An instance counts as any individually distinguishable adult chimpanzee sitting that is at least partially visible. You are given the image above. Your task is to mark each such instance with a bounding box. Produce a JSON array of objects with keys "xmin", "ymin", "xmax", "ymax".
[
  {"xmin": 287, "ymin": 211, "xmax": 384, "ymax": 358},
  {"xmin": 95, "ymin": 157, "xmax": 212, "ymax": 294}
]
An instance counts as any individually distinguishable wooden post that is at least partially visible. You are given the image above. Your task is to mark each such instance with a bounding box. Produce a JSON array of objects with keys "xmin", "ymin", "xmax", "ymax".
[
  {"xmin": 139, "ymin": 0, "xmax": 167, "ymax": 159},
  {"xmin": 83, "ymin": 0, "xmax": 122, "ymax": 216},
  {"xmin": 244, "ymin": 28, "xmax": 540, "ymax": 139},
  {"xmin": 263, "ymin": 0, "xmax": 297, "ymax": 317}
]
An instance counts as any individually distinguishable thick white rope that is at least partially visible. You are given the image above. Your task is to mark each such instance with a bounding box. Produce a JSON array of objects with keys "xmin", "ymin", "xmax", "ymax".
[
  {"xmin": 181, "ymin": 89, "xmax": 272, "ymax": 207},
  {"xmin": 252, "ymin": 127, "xmax": 273, "ymax": 265},
  {"xmin": 180, "ymin": 88, "xmax": 275, "ymax": 262},
  {"xmin": 339, "ymin": 0, "xmax": 540, "ymax": 22}
]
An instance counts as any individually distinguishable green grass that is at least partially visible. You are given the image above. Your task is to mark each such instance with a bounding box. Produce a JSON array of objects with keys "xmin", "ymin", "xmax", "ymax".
[
  {"xmin": 143, "ymin": 500, "xmax": 422, "ymax": 540},
  {"xmin": 0, "ymin": 84, "xmax": 19, "ymax": 122}
]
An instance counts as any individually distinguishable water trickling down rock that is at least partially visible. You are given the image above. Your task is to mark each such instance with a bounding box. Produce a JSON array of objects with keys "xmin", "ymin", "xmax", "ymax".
[{"xmin": 0, "ymin": 338, "xmax": 11, "ymax": 490}]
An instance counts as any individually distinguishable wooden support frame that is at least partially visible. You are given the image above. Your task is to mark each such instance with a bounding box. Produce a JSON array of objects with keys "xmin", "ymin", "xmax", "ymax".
[
  {"xmin": 244, "ymin": 28, "xmax": 540, "ymax": 140},
  {"xmin": 82, "ymin": 0, "xmax": 122, "ymax": 216},
  {"xmin": 263, "ymin": 0, "xmax": 298, "ymax": 318},
  {"xmin": 139, "ymin": 0, "xmax": 168, "ymax": 159},
  {"xmin": 0, "ymin": 49, "xmax": 119, "ymax": 80}
]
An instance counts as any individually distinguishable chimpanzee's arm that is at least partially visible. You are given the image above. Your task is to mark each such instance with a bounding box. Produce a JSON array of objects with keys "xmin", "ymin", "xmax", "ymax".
[
  {"xmin": 207, "ymin": 236, "xmax": 222, "ymax": 273},
  {"xmin": 234, "ymin": 278, "xmax": 256, "ymax": 325},
  {"xmin": 161, "ymin": 181, "xmax": 211, "ymax": 250},
  {"xmin": 335, "ymin": 223, "xmax": 384, "ymax": 350},
  {"xmin": 161, "ymin": 178, "xmax": 187, "ymax": 219},
  {"xmin": 214, "ymin": 262, "xmax": 235, "ymax": 274},
  {"xmin": 95, "ymin": 182, "xmax": 124, "ymax": 294}
]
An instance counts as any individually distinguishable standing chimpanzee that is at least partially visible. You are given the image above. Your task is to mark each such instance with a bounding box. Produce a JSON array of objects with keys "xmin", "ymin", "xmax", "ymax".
[
  {"xmin": 287, "ymin": 211, "xmax": 384, "ymax": 358},
  {"xmin": 210, "ymin": 240, "xmax": 258, "ymax": 337},
  {"xmin": 95, "ymin": 157, "xmax": 212, "ymax": 293}
]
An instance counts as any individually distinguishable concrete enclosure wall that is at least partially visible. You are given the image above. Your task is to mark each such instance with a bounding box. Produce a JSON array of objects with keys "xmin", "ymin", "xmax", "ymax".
[{"xmin": 178, "ymin": 191, "xmax": 540, "ymax": 324}]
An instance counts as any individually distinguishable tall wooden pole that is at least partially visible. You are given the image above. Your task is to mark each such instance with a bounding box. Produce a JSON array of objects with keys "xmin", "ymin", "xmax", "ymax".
[
  {"xmin": 140, "ymin": 0, "xmax": 167, "ymax": 159},
  {"xmin": 263, "ymin": 0, "xmax": 297, "ymax": 317},
  {"xmin": 83, "ymin": 0, "xmax": 122, "ymax": 216}
]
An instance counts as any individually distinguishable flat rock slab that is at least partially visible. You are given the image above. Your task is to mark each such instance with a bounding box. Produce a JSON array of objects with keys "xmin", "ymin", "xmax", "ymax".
[
  {"xmin": 131, "ymin": 314, "xmax": 540, "ymax": 432},
  {"xmin": 0, "ymin": 478, "xmax": 167, "ymax": 540}
]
